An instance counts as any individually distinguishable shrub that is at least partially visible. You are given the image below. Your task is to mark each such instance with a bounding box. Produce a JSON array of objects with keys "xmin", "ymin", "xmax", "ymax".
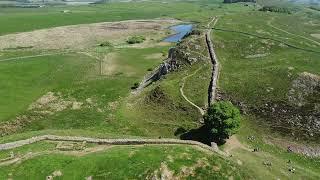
[
  {"xmin": 204, "ymin": 101, "xmax": 241, "ymax": 144},
  {"xmin": 99, "ymin": 41, "xmax": 113, "ymax": 47},
  {"xmin": 259, "ymin": 6, "xmax": 292, "ymax": 14},
  {"xmin": 131, "ymin": 82, "xmax": 140, "ymax": 89},
  {"xmin": 126, "ymin": 36, "xmax": 146, "ymax": 44}
]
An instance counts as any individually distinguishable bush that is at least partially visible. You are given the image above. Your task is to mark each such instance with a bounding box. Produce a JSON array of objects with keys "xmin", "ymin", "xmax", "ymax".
[
  {"xmin": 204, "ymin": 101, "xmax": 241, "ymax": 144},
  {"xmin": 99, "ymin": 41, "xmax": 113, "ymax": 47},
  {"xmin": 259, "ymin": 6, "xmax": 292, "ymax": 14},
  {"xmin": 131, "ymin": 82, "xmax": 140, "ymax": 89},
  {"xmin": 126, "ymin": 36, "xmax": 146, "ymax": 44}
]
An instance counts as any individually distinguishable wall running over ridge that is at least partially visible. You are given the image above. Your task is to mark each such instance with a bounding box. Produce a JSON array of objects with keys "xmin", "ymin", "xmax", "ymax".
[{"xmin": 206, "ymin": 28, "xmax": 220, "ymax": 106}]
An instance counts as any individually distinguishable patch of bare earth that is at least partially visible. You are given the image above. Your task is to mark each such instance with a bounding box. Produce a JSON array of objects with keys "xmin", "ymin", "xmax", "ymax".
[
  {"xmin": 28, "ymin": 91, "xmax": 83, "ymax": 113},
  {"xmin": 224, "ymin": 136, "xmax": 250, "ymax": 155},
  {"xmin": 311, "ymin": 34, "xmax": 320, "ymax": 39},
  {"xmin": 144, "ymin": 53, "xmax": 164, "ymax": 60},
  {"xmin": 58, "ymin": 145, "xmax": 113, "ymax": 157},
  {"xmin": 0, "ymin": 19, "xmax": 180, "ymax": 50},
  {"xmin": 148, "ymin": 158, "xmax": 210, "ymax": 179},
  {"xmin": 101, "ymin": 53, "xmax": 118, "ymax": 76},
  {"xmin": 0, "ymin": 92, "xmax": 91, "ymax": 136}
]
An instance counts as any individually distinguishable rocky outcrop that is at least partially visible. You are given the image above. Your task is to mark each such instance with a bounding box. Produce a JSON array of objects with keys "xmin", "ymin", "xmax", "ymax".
[{"xmin": 137, "ymin": 45, "xmax": 199, "ymax": 90}]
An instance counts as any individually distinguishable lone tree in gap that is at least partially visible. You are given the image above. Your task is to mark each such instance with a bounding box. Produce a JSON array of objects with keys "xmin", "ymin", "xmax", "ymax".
[{"xmin": 204, "ymin": 101, "xmax": 241, "ymax": 144}]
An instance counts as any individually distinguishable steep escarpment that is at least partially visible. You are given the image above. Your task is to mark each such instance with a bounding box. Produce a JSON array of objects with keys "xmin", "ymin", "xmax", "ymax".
[
  {"xmin": 220, "ymin": 72, "xmax": 320, "ymax": 142},
  {"xmin": 138, "ymin": 30, "xmax": 205, "ymax": 89}
]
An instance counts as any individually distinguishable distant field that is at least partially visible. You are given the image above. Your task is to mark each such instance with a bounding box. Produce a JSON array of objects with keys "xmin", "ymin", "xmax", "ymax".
[{"xmin": 0, "ymin": 2, "xmax": 257, "ymax": 35}]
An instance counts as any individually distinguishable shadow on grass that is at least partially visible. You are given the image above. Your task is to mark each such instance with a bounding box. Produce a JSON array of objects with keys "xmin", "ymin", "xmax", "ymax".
[{"xmin": 176, "ymin": 126, "xmax": 224, "ymax": 146}]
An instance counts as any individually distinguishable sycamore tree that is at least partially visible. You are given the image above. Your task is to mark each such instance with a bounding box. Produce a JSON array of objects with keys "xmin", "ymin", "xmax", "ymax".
[{"xmin": 204, "ymin": 101, "xmax": 241, "ymax": 144}]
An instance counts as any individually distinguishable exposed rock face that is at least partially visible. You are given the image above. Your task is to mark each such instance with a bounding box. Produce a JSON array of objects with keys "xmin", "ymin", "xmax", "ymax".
[
  {"xmin": 223, "ymin": 0, "xmax": 256, "ymax": 3},
  {"xmin": 139, "ymin": 46, "xmax": 198, "ymax": 89}
]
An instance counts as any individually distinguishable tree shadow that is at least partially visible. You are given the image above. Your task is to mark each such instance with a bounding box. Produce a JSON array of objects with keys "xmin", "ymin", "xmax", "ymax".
[{"xmin": 177, "ymin": 125, "xmax": 225, "ymax": 145}]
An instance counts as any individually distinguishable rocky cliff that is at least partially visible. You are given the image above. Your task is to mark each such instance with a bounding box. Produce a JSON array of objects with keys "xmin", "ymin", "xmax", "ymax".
[{"xmin": 138, "ymin": 37, "xmax": 201, "ymax": 89}]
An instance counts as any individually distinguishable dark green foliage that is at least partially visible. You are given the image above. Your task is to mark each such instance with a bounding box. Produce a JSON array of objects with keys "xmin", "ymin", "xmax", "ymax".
[
  {"xmin": 126, "ymin": 35, "xmax": 146, "ymax": 44},
  {"xmin": 131, "ymin": 82, "xmax": 140, "ymax": 89},
  {"xmin": 259, "ymin": 6, "xmax": 292, "ymax": 14},
  {"xmin": 99, "ymin": 41, "xmax": 113, "ymax": 47},
  {"xmin": 204, "ymin": 101, "xmax": 241, "ymax": 143},
  {"xmin": 309, "ymin": 6, "xmax": 320, "ymax": 11}
]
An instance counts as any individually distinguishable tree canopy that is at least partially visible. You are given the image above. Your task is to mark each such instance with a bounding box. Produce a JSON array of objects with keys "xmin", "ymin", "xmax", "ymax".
[{"xmin": 204, "ymin": 101, "xmax": 241, "ymax": 144}]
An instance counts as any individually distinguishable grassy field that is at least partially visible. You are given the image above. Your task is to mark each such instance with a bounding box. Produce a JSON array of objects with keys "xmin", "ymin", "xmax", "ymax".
[
  {"xmin": 225, "ymin": 117, "xmax": 320, "ymax": 179},
  {"xmin": 0, "ymin": 0, "xmax": 320, "ymax": 179},
  {"xmin": 0, "ymin": 143, "xmax": 252, "ymax": 179},
  {"xmin": 0, "ymin": 1, "xmax": 259, "ymax": 35},
  {"xmin": 213, "ymin": 9, "xmax": 320, "ymax": 141}
]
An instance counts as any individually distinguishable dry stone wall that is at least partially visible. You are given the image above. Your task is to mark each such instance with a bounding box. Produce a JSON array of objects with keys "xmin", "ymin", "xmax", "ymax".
[
  {"xmin": 206, "ymin": 27, "xmax": 220, "ymax": 106},
  {"xmin": 0, "ymin": 135, "xmax": 225, "ymax": 156}
]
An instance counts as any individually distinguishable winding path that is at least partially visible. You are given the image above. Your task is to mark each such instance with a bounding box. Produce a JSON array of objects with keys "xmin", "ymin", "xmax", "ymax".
[
  {"xmin": 180, "ymin": 67, "xmax": 205, "ymax": 116},
  {"xmin": 179, "ymin": 17, "xmax": 220, "ymax": 114},
  {"xmin": 267, "ymin": 17, "xmax": 320, "ymax": 47},
  {"xmin": 0, "ymin": 52, "xmax": 69, "ymax": 62}
]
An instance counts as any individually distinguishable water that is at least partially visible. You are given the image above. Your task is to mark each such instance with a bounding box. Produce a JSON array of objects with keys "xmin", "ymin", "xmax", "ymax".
[{"xmin": 163, "ymin": 24, "xmax": 193, "ymax": 43}]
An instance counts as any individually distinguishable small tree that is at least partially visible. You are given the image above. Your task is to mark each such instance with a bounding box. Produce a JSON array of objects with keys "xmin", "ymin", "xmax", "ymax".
[{"xmin": 204, "ymin": 101, "xmax": 241, "ymax": 144}]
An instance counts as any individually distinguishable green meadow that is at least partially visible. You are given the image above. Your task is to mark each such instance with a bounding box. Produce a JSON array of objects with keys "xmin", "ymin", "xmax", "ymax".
[{"xmin": 0, "ymin": 0, "xmax": 320, "ymax": 179}]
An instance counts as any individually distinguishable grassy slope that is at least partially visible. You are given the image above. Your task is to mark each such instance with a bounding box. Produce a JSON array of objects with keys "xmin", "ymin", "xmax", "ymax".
[
  {"xmin": 0, "ymin": 1, "xmax": 257, "ymax": 35},
  {"xmin": 0, "ymin": 1, "xmax": 320, "ymax": 179},
  {"xmin": 211, "ymin": 5, "xmax": 320, "ymax": 179},
  {"xmin": 0, "ymin": 144, "xmax": 251, "ymax": 179},
  {"xmin": 0, "ymin": 46, "xmax": 182, "ymax": 134},
  {"xmin": 228, "ymin": 117, "xmax": 320, "ymax": 179},
  {"xmin": 0, "ymin": 53, "xmax": 94, "ymax": 122}
]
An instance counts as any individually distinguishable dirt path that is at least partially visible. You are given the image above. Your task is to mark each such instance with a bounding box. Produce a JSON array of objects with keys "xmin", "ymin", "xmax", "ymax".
[
  {"xmin": 267, "ymin": 17, "xmax": 320, "ymax": 46},
  {"xmin": 223, "ymin": 136, "xmax": 251, "ymax": 155},
  {"xmin": 180, "ymin": 67, "xmax": 205, "ymax": 116}
]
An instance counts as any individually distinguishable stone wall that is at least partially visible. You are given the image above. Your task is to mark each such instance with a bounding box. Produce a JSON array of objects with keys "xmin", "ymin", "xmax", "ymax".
[
  {"xmin": 206, "ymin": 29, "xmax": 220, "ymax": 106},
  {"xmin": 0, "ymin": 135, "xmax": 225, "ymax": 156}
]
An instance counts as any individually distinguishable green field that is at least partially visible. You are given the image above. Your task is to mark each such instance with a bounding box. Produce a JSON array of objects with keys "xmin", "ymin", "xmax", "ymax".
[
  {"xmin": 0, "ymin": 0, "xmax": 320, "ymax": 178},
  {"xmin": 0, "ymin": 143, "xmax": 252, "ymax": 179}
]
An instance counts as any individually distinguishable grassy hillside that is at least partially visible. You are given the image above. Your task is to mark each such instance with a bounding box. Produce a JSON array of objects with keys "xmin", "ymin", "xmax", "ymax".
[
  {"xmin": 0, "ymin": 0, "xmax": 320, "ymax": 179},
  {"xmin": 214, "ymin": 9, "xmax": 320, "ymax": 141},
  {"xmin": 0, "ymin": 143, "xmax": 252, "ymax": 179}
]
